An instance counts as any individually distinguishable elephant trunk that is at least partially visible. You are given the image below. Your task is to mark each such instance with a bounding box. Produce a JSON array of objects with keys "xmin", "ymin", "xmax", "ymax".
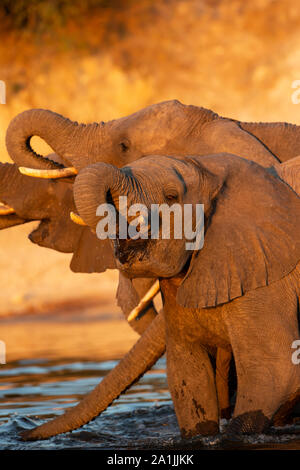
[
  {"xmin": 22, "ymin": 311, "xmax": 165, "ymax": 440},
  {"xmin": 73, "ymin": 163, "xmax": 129, "ymax": 230},
  {"xmin": 6, "ymin": 109, "xmax": 104, "ymax": 171}
]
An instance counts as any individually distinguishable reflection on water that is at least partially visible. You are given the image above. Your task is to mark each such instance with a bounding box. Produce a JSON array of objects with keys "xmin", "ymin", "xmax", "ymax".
[
  {"xmin": 0, "ymin": 357, "xmax": 299, "ymax": 450},
  {"xmin": 0, "ymin": 358, "xmax": 170, "ymax": 420}
]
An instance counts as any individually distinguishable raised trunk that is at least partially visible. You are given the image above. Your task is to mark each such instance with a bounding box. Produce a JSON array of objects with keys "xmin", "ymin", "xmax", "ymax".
[
  {"xmin": 74, "ymin": 163, "xmax": 128, "ymax": 229},
  {"xmin": 22, "ymin": 311, "xmax": 166, "ymax": 440},
  {"xmin": 6, "ymin": 109, "xmax": 103, "ymax": 171}
]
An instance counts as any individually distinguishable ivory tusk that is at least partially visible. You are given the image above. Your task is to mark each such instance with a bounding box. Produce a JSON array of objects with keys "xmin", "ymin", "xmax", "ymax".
[
  {"xmin": 0, "ymin": 203, "xmax": 15, "ymax": 215},
  {"xmin": 70, "ymin": 211, "xmax": 87, "ymax": 226},
  {"xmin": 19, "ymin": 167, "xmax": 78, "ymax": 179},
  {"xmin": 127, "ymin": 280, "xmax": 160, "ymax": 322}
]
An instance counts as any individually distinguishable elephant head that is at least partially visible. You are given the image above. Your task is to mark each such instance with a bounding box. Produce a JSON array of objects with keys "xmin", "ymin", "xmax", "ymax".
[
  {"xmin": 0, "ymin": 161, "xmax": 82, "ymax": 252},
  {"xmin": 8, "ymin": 99, "xmax": 300, "ymax": 183},
  {"xmin": 73, "ymin": 153, "xmax": 300, "ymax": 308},
  {"xmin": 5, "ymin": 100, "xmax": 216, "ymax": 173}
]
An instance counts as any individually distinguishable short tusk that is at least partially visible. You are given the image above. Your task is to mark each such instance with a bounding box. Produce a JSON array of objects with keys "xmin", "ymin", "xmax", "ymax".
[
  {"xmin": 0, "ymin": 203, "xmax": 15, "ymax": 215},
  {"xmin": 70, "ymin": 211, "xmax": 87, "ymax": 226},
  {"xmin": 127, "ymin": 280, "xmax": 160, "ymax": 322},
  {"xmin": 19, "ymin": 167, "xmax": 78, "ymax": 179}
]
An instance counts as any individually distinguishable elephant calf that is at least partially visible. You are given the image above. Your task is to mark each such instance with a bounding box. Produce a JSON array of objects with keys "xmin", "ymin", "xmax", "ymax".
[{"xmin": 73, "ymin": 153, "xmax": 300, "ymax": 437}]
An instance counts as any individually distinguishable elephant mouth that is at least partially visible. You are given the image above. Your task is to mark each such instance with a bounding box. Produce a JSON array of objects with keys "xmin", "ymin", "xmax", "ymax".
[{"xmin": 113, "ymin": 238, "xmax": 149, "ymax": 266}]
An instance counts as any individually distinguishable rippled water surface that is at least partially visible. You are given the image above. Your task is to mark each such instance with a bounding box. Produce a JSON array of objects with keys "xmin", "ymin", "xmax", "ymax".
[{"xmin": 0, "ymin": 357, "xmax": 299, "ymax": 450}]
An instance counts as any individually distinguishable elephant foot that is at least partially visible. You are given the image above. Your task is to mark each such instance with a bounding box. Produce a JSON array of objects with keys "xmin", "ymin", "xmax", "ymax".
[
  {"xmin": 226, "ymin": 410, "xmax": 270, "ymax": 435},
  {"xmin": 181, "ymin": 420, "xmax": 219, "ymax": 439},
  {"xmin": 272, "ymin": 388, "xmax": 300, "ymax": 426}
]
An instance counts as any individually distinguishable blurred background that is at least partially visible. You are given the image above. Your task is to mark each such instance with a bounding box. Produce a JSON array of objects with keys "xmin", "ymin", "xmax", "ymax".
[{"xmin": 0, "ymin": 0, "xmax": 300, "ymax": 359}]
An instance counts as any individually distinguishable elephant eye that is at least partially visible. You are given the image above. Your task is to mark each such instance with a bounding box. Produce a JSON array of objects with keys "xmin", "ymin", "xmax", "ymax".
[
  {"xmin": 120, "ymin": 139, "xmax": 130, "ymax": 152},
  {"xmin": 165, "ymin": 189, "xmax": 179, "ymax": 202}
]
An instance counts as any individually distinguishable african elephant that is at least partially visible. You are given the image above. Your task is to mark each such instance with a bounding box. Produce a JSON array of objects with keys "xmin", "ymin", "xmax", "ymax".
[
  {"xmin": 6, "ymin": 102, "xmax": 300, "ymax": 336},
  {"xmin": 20, "ymin": 155, "xmax": 300, "ymax": 441},
  {"xmin": 5, "ymin": 101, "xmax": 300, "ymax": 439},
  {"xmin": 7, "ymin": 100, "xmax": 300, "ymax": 179},
  {"xmin": 72, "ymin": 153, "xmax": 300, "ymax": 437},
  {"xmin": 9, "ymin": 100, "xmax": 297, "ymax": 330}
]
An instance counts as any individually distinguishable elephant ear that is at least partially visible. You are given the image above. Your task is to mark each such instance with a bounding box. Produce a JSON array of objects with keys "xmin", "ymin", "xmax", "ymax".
[
  {"xmin": 70, "ymin": 227, "xmax": 116, "ymax": 273},
  {"xmin": 116, "ymin": 273, "xmax": 158, "ymax": 315},
  {"xmin": 177, "ymin": 154, "xmax": 300, "ymax": 309}
]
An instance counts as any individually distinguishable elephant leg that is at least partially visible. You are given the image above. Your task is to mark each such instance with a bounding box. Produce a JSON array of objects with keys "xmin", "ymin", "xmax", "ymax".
[
  {"xmin": 216, "ymin": 348, "xmax": 232, "ymax": 419},
  {"xmin": 223, "ymin": 276, "xmax": 300, "ymax": 434},
  {"xmin": 166, "ymin": 332, "xmax": 219, "ymax": 438}
]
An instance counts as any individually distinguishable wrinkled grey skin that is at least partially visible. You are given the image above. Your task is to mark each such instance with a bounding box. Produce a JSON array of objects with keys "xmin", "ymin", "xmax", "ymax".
[
  {"xmin": 7, "ymin": 100, "xmax": 300, "ymax": 440},
  {"xmin": 74, "ymin": 154, "xmax": 300, "ymax": 437}
]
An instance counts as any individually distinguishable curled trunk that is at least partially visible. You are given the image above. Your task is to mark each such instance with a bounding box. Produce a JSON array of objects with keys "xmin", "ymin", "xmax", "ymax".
[
  {"xmin": 74, "ymin": 163, "xmax": 128, "ymax": 229},
  {"xmin": 22, "ymin": 311, "xmax": 165, "ymax": 440},
  {"xmin": 6, "ymin": 109, "xmax": 103, "ymax": 171}
]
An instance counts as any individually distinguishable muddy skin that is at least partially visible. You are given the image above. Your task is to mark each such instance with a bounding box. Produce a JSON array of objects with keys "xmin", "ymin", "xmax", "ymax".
[
  {"xmin": 11, "ymin": 103, "xmax": 300, "ymax": 442},
  {"xmin": 273, "ymin": 388, "xmax": 300, "ymax": 426},
  {"xmin": 181, "ymin": 420, "xmax": 219, "ymax": 439},
  {"xmin": 227, "ymin": 411, "xmax": 271, "ymax": 435},
  {"xmin": 73, "ymin": 154, "xmax": 300, "ymax": 439}
]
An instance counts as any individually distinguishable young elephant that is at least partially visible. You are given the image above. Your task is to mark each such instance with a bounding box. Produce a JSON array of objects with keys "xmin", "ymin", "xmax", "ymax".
[{"xmin": 73, "ymin": 153, "xmax": 300, "ymax": 436}]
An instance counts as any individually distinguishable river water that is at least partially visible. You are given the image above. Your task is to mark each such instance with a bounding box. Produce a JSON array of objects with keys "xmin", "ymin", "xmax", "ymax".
[{"xmin": 0, "ymin": 357, "xmax": 299, "ymax": 450}]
